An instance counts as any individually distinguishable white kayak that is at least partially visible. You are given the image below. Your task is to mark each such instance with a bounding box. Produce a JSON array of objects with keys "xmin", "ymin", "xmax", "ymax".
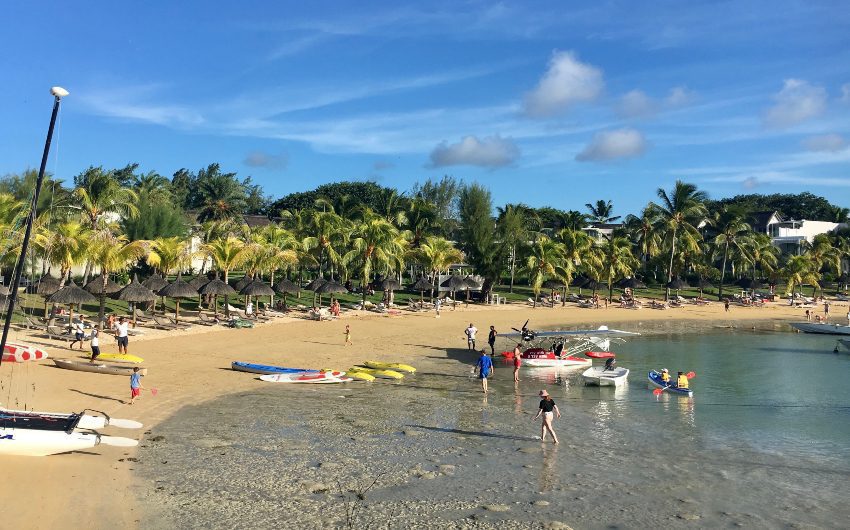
[
  {"xmin": 259, "ymin": 371, "xmax": 351, "ymax": 383},
  {"xmin": 524, "ymin": 355, "xmax": 591, "ymax": 368},
  {"xmin": 581, "ymin": 366, "xmax": 630, "ymax": 386}
]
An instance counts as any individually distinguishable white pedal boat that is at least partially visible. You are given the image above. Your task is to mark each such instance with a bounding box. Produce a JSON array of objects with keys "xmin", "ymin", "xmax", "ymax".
[{"xmin": 581, "ymin": 366, "xmax": 630, "ymax": 386}]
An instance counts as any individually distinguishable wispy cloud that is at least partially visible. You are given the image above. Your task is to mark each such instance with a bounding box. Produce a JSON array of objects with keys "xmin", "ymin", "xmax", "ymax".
[
  {"xmin": 665, "ymin": 86, "xmax": 695, "ymax": 107},
  {"xmin": 522, "ymin": 50, "xmax": 603, "ymax": 118},
  {"xmin": 763, "ymin": 79, "xmax": 827, "ymax": 129},
  {"xmin": 244, "ymin": 150, "xmax": 288, "ymax": 170},
  {"xmin": 576, "ymin": 128, "xmax": 647, "ymax": 162},
  {"xmin": 427, "ymin": 135, "xmax": 520, "ymax": 169},
  {"xmin": 616, "ymin": 90, "xmax": 657, "ymax": 119},
  {"xmin": 802, "ymin": 133, "xmax": 846, "ymax": 152},
  {"xmin": 78, "ymin": 85, "xmax": 204, "ymax": 127}
]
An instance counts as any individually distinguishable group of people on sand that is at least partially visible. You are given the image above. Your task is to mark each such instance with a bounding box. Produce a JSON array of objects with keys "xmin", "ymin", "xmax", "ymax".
[{"xmin": 66, "ymin": 314, "xmax": 130, "ymax": 363}]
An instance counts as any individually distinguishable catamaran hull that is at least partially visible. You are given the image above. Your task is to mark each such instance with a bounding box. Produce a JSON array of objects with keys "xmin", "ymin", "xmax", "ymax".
[
  {"xmin": 0, "ymin": 428, "xmax": 102, "ymax": 457},
  {"xmin": 582, "ymin": 366, "xmax": 629, "ymax": 386},
  {"xmin": 789, "ymin": 322, "xmax": 850, "ymax": 335},
  {"xmin": 524, "ymin": 356, "xmax": 591, "ymax": 367}
]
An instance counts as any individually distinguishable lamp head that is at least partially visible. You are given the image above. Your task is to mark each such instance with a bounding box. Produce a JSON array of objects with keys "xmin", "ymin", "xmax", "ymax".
[{"xmin": 50, "ymin": 86, "xmax": 69, "ymax": 98}]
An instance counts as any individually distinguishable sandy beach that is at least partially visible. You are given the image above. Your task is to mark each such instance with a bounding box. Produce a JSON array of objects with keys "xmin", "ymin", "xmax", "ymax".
[{"xmin": 0, "ymin": 299, "xmax": 841, "ymax": 528}]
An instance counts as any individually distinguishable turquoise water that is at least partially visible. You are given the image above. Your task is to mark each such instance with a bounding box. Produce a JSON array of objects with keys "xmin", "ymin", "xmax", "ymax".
[{"xmin": 139, "ymin": 330, "xmax": 850, "ymax": 529}]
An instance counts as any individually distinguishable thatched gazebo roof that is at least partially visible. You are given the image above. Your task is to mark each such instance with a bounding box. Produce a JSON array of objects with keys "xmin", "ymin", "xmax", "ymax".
[
  {"xmin": 158, "ymin": 273, "xmax": 198, "ymax": 299},
  {"xmin": 440, "ymin": 275, "xmax": 465, "ymax": 291},
  {"xmin": 274, "ymin": 278, "xmax": 299, "ymax": 294},
  {"xmin": 84, "ymin": 274, "xmax": 122, "ymax": 295},
  {"xmin": 239, "ymin": 280, "xmax": 275, "ymax": 297},
  {"xmin": 198, "ymin": 278, "xmax": 236, "ymax": 296},
  {"xmin": 188, "ymin": 274, "xmax": 209, "ymax": 291},
  {"xmin": 380, "ymin": 278, "xmax": 403, "ymax": 291},
  {"xmin": 117, "ymin": 275, "xmax": 157, "ymax": 302},
  {"xmin": 142, "ymin": 274, "xmax": 169, "ymax": 292},
  {"xmin": 315, "ymin": 280, "xmax": 348, "ymax": 295},
  {"xmin": 304, "ymin": 277, "xmax": 327, "ymax": 291},
  {"xmin": 411, "ymin": 277, "xmax": 434, "ymax": 291},
  {"xmin": 46, "ymin": 280, "xmax": 96, "ymax": 304},
  {"xmin": 35, "ymin": 272, "xmax": 61, "ymax": 295},
  {"xmin": 666, "ymin": 277, "xmax": 691, "ymax": 290}
]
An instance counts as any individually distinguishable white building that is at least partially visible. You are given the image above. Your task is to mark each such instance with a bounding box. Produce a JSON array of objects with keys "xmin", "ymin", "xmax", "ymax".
[{"xmin": 768, "ymin": 219, "xmax": 841, "ymax": 254}]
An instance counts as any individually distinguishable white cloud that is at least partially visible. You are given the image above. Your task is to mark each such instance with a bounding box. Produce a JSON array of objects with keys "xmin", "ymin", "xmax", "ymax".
[
  {"xmin": 763, "ymin": 79, "xmax": 827, "ymax": 128},
  {"xmin": 617, "ymin": 90, "xmax": 656, "ymax": 118},
  {"xmin": 79, "ymin": 86, "xmax": 204, "ymax": 127},
  {"xmin": 841, "ymin": 83, "xmax": 850, "ymax": 103},
  {"xmin": 522, "ymin": 51, "xmax": 604, "ymax": 118},
  {"xmin": 244, "ymin": 151, "xmax": 288, "ymax": 169},
  {"xmin": 666, "ymin": 86, "xmax": 695, "ymax": 107},
  {"xmin": 575, "ymin": 128, "xmax": 647, "ymax": 162},
  {"xmin": 801, "ymin": 134, "xmax": 846, "ymax": 152},
  {"xmin": 428, "ymin": 135, "xmax": 520, "ymax": 168}
]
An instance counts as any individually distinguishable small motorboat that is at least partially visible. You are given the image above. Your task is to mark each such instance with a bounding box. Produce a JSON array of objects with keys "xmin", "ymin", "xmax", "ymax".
[
  {"xmin": 647, "ymin": 370, "xmax": 693, "ymax": 397},
  {"xmin": 521, "ymin": 348, "xmax": 591, "ymax": 368},
  {"xmin": 581, "ymin": 351, "xmax": 628, "ymax": 386}
]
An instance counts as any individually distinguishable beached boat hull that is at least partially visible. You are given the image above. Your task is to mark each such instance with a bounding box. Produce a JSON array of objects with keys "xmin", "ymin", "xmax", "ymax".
[
  {"xmin": 0, "ymin": 410, "xmax": 139, "ymax": 456},
  {"xmin": 362, "ymin": 361, "xmax": 416, "ymax": 373},
  {"xmin": 0, "ymin": 408, "xmax": 142, "ymax": 430},
  {"xmin": 2, "ymin": 342, "xmax": 49, "ymax": 363},
  {"xmin": 95, "ymin": 353, "xmax": 144, "ymax": 364},
  {"xmin": 582, "ymin": 366, "xmax": 629, "ymax": 386},
  {"xmin": 648, "ymin": 370, "xmax": 693, "ymax": 396},
  {"xmin": 524, "ymin": 356, "xmax": 591, "ymax": 368},
  {"xmin": 53, "ymin": 358, "xmax": 148, "ymax": 377},
  {"xmin": 789, "ymin": 322, "xmax": 850, "ymax": 335},
  {"xmin": 231, "ymin": 361, "xmax": 319, "ymax": 375}
]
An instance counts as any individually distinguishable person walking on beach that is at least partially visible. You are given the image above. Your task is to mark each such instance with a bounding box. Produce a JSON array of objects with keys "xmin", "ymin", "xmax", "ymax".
[
  {"xmin": 435, "ymin": 298, "xmax": 441, "ymax": 318},
  {"xmin": 344, "ymin": 324, "xmax": 352, "ymax": 346},
  {"xmin": 513, "ymin": 343, "xmax": 522, "ymax": 382},
  {"xmin": 487, "ymin": 325, "xmax": 497, "ymax": 355},
  {"xmin": 69, "ymin": 317, "xmax": 87, "ymax": 350},
  {"xmin": 465, "ymin": 323, "xmax": 478, "ymax": 350},
  {"xmin": 824, "ymin": 301, "xmax": 830, "ymax": 322},
  {"xmin": 724, "ymin": 299, "xmax": 730, "ymax": 312},
  {"xmin": 115, "ymin": 316, "xmax": 129, "ymax": 355},
  {"xmin": 474, "ymin": 349, "xmax": 494, "ymax": 393},
  {"xmin": 129, "ymin": 366, "xmax": 144, "ymax": 405},
  {"xmin": 805, "ymin": 309, "xmax": 811, "ymax": 321},
  {"xmin": 89, "ymin": 328, "xmax": 100, "ymax": 362},
  {"xmin": 533, "ymin": 390, "xmax": 560, "ymax": 444}
]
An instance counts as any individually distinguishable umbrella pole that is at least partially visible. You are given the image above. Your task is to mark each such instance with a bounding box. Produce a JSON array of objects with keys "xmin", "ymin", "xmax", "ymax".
[
  {"xmin": 133, "ymin": 302, "xmax": 137, "ymax": 327},
  {"xmin": 224, "ymin": 295, "xmax": 229, "ymax": 319},
  {"xmin": 175, "ymin": 300, "xmax": 180, "ymax": 324},
  {"xmin": 69, "ymin": 303, "xmax": 74, "ymax": 329}
]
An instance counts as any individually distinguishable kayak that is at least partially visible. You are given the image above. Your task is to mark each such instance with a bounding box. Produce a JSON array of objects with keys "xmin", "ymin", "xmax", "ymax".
[
  {"xmin": 647, "ymin": 370, "xmax": 693, "ymax": 396},
  {"xmin": 53, "ymin": 358, "xmax": 148, "ymax": 377},
  {"xmin": 348, "ymin": 366, "xmax": 404, "ymax": 379},
  {"xmin": 260, "ymin": 371, "xmax": 349, "ymax": 383},
  {"xmin": 362, "ymin": 360, "xmax": 416, "ymax": 373},
  {"xmin": 2, "ymin": 342, "xmax": 49, "ymax": 363},
  {"xmin": 345, "ymin": 371, "xmax": 376, "ymax": 382},
  {"xmin": 585, "ymin": 351, "xmax": 616, "ymax": 359},
  {"xmin": 231, "ymin": 361, "xmax": 319, "ymax": 375},
  {"xmin": 94, "ymin": 353, "xmax": 144, "ymax": 364}
]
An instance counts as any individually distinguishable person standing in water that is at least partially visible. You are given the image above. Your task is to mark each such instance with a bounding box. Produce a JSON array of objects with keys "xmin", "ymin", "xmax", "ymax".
[
  {"xmin": 533, "ymin": 389, "xmax": 560, "ymax": 444},
  {"xmin": 513, "ymin": 343, "xmax": 522, "ymax": 382},
  {"xmin": 474, "ymin": 349, "xmax": 494, "ymax": 393},
  {"xmin": 487, "ymin": 325, "xmax": 497, "ymax": 355}
]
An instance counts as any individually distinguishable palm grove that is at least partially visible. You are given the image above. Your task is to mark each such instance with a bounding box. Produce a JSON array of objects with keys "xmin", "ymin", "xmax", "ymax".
[{"xmin": 1, "ymin": 163, "xmax": 848, "ymax": 315}]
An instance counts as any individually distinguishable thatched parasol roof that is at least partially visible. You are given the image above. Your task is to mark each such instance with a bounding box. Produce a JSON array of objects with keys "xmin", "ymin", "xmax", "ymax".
[
  {"xmin": 440, "ymin": 275, "xmax": 465, "ymax": 291},
  {"xmin": 35, "ymin": 272, "xmax": 61, "ymax": 295},
  {"xmin": 240, "ymin": 279, "xmax": 275, "ymax": 296},
  {"xmin": 315, "ymin": 280, "xmax": 348, "ymax": 295},
  {"xmin": 274, "ymin": 278, "xmax": 300, "ymax": 294},
  {"xmin": 582, "ymin": 278, "xmax": 602, "ymax": 290},
  {"xmin": 117, "ymin": 275, "xmax": 157, "ymax": 302},
  {"xmin": 0, "ymin": 294, "xmax": 18, "ymax": 311},
  {"xmin": 462, "ymin": 276, "xmax": 481, "ymax": 289},
  {"xmin": 142, "ymin": 274, "xmax": 169, "ymax": 292},
  {"xmin": 84, "ymin": 274, "xmax": 122, "ymax": 295},
  {"xmin": 47, "ymin": 280, "xmax": 96, "ymax": 304},
  {"xmin": 158, "ymin": 273, "xmax": 198, "ymax": 299},
  {"xmin": 188, "ymin": 274, "xmax": 209, "ymax": 291},
  {"xmin": 411, "ymin": 277, "xmax": 434, "ymax": 290},
  {"xmin": 542, "ymin": 279, "xmax": 566, "ymax": 289},
  {"xmin": 304, "ymin": 277, "xmax": 327, "ymax": 291},
  {"xmin": 666, "ymin": 277, "xmax": 691, "ymax": 290},
  {"xmin": 697, "ymin": 277, "xmax": 714, "ymax": 289},
  {"xmin": 198, "ymin": 278, "xmax": 236, "ymax": 296},
  {"xmin": 617, "ymin": 277, "xmax": 645, "ymax": 289},
  {"xmin": 570, "ymin": 275, "xmax": 590, "ymax": 288},
  {"xmin": 233, "ymin": 275, "xmax": 252, "ymax": 292},
  {"xmin": 736, "ymin": 277, "xmax": 763, "ymax": 290},
  {"xmin": 380, "ymin": 278, "xmax": 403, "ymax": 291}
]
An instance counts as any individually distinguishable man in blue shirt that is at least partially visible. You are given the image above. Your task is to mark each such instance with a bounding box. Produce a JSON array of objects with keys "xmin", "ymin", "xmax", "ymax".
[{"xmin": 474, "ymin": 349, "xmax": 494, "ymax": 393}]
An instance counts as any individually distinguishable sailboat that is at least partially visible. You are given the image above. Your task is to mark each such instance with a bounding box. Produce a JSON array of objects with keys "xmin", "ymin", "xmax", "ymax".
[{"xmin": 0, "ymin": 87, "xmax": 141, "ymax": 456}]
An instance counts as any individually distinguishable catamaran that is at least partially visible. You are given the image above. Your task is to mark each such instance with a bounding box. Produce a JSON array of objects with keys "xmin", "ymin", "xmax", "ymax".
[
  {"xmin": 501, "ymin": 322, "xmax": 639, "ymax": 368},
  {"xmin": 789, "ymin": 322, "xmax": 850, "ymax": 335}
]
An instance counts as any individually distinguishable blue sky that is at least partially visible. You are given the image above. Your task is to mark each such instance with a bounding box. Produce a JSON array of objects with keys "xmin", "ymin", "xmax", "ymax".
[{"xmin": 2, "ymin": 1, "xmax": 849, "ymax": 217}]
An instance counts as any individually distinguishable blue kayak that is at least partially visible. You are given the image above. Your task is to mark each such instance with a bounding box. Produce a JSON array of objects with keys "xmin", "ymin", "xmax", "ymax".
[
  {"xmin": 648, "ymin": 370, "xmax": 693, "ymax": 396},
  {"xmin": 231, "ymin": 361, "xmax": 319, "ymax": 375}
]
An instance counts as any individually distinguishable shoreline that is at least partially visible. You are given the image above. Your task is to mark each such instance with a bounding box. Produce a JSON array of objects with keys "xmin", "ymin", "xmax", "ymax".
[{"xmin": 0, "ymin": 300, "xmax": 843, "ymax": 528}]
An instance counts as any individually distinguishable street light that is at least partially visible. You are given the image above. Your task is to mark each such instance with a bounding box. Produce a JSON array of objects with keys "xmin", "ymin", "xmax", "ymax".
[{"xmin": 0, "ymin": 86, "xmax": 69, "ymax": 366}]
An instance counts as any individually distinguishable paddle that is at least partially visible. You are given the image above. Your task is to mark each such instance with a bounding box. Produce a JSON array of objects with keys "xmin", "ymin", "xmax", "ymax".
[{"xmin": 652, "ymin": 371, "xmax": 696, "ymax": 395}]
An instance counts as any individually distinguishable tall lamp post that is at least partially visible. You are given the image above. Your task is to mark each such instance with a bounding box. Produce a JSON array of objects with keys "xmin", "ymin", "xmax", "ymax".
[{"xmin": 0, "ymin": 87, "xmax": 69, "ymax": 366}]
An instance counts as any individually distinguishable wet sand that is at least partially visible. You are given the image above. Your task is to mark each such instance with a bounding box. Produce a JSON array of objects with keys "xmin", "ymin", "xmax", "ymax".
[{"xmin": 0, "ymin": 299, "xmax": 841, "ymax": 528}]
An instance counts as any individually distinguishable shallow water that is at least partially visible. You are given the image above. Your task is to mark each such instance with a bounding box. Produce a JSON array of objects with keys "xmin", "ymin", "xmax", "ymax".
[{"xmin": 139, "ymin": 330, "xmax": 850, "ymax": 529}]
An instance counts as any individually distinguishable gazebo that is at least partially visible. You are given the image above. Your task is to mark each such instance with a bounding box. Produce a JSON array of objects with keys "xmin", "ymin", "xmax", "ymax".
[
  {"xmin": 117, "ymin": 274, "xmax": 157, "ymax": 327},
  {"xmin": 198, "ymin": 276, "xmax": 236, "ymax": 319},
  {"xmin": 46, "ymin": 280, "xmax": 95, "ymax": 326},
  {"xmin": 157, "ymin": 273, "xmax": 198, "ymax": 324}
]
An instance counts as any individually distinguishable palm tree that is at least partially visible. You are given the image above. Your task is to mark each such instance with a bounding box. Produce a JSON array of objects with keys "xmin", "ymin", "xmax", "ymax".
[
  {"xmin": 600, "ymin": 235, "xmax": 638, "ymax": 299},
  {"xmin": 34, "ymin": 221, "xmax": 91, "ymax": 286},
  {"xmin": 782, "ymin": 254, "xmax": 820, "ymax": 296},
  {"xmin": 497, "ymin": 204, "xmax": 533, "ymax": 293},
  {"xmin": 405, "ymin": 197, "xmax": 438, "ymax": 248},
  {"xmin": 203, "ymin": 237, "xmax": 250, "ymax": 317},
  {"xmin": 747, "ymin": 233, "xmax": 780, "ymax": 282},
  {"xmin": 523, "ymin": 236, "xmax": 565, "ymax": 307},
  {"xmin": 803, "ymin": 234, "xmax": 842, "ymax": 298},
  {"xmin": 585, "ymin": 199, "xmax": 621, "ymax": 224},
  {"xmin": 556, "ymin": 227, "xmax": 595, "ymax": 276},
  {"xmin": 196, "ymin": 171, "xmax": 247, "ymax": 222},
  {"xmin": 133, "ymin": 171, "xmax": 172, "ymax": 203},
  {"xmin": 304, "ymin": 206, "xmax": 347, "ymax": 279},
  {"xmin": 414, "ymin": 236, "xmax": 464, "ymax": 299},
  {"xmin": 344, "ymin": 211, "xmax": 408, "ymax": 304},
  {"xmin": 375, "ymin": 188, "xmax": 408, "ymax": 227},
  {"xmin": 146, "ymin": 236, "xmax": 193, "ymax": 276},
  {"xmin": 623, "ymin": 207, "xmax": 661, "ymax": 277},
  {"xmin": 89, "ymin": 234, "xmax": 148, "ymax": 327},
  {"xmin": 710, "ymin": 207, "xmax": 753, "ymax": 300},
  {"xmin": 649, "ymin": 181, "xmax": 708, "ymax": 300}
]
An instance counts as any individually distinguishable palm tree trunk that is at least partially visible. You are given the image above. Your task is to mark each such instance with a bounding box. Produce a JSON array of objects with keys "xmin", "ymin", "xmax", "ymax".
[
  {"xmin": 665, "ymin": 226, "xmax": 678, "ymax": 301},
  {"xmin": 718, "ymin": 242, "xmax": 729, "ymax": 301},
  {"xmin": 509, "ymin": 245, "xmax": 516, "ymax": 293}
]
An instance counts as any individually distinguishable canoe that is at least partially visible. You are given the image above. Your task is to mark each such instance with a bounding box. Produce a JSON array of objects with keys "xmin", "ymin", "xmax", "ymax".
[
  {"xmin": 231, "ymin": 361, "xmax": 319, "ymax": 375},
  {"xmin": 2, "ymin": 342, "xmax": 49, "ymax": 363},
  {"xmin": 789, "ymin": 322, "xmax": 850, "ymax": 335},
  {"xmin": 345, "ymin": 371, "xmax": 376, "ymax": 382},
  {"xmin": 647, "ymin": 370, "xmax": 693, "ymax": 396},
  {"xmin": 259, "ymin": 371, "xmax": 349, "ymax": 383},
  {"xmin": 362, "ymin": 360, "xmax": 416, "ymax": 373},
  {"xmin": 94, "ymin": 353, "xmax": 144, "ymax": 364},
  {"xmin": 53, "ymin": 358, "xmax": 148, "ymax": 377},
  {"xmin": 582, "ymin": 366, "xmax": 629, "ymax": 386},
  {"xmin": 348, "ymin": 366, "xmax": 404, "ymax": 379}
]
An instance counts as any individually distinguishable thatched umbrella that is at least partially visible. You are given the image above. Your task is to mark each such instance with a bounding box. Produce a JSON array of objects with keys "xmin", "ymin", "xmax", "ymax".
[
  {"xmin": 47, "ymin": 280, "xmax": 96, "ymax": 326},
  {"xmin": 157, "ymin": 273, "xmax": 198, "ymax": 324},
  {"xmin": 696, "ymin": 277, "xmax": 714, "ymax": 297},
  {"xmin": 188, "ymin": 274, "xmax": 209, "ymax": 291},
  {"xmin": 233, "ymin": 275, "xmax": 252, "ymax": 292},
  {"xmin": 274, "ymin": 278, "xmax": 299, "ymax": 310},
  {"xmin": 542, "ymin": 278, "xmax": 566, "ymax": 308},
  {"xmin": 411, "ymin": 276, "xmax": 434, "ymax": 305},
  {"xmin": 570, "ymin": 274, "xmax": 590, "ymax": 296},
  {"xmin": 117, "ymin": 274, "xmax": 157, "ymax": 327},
  {"xmin": 198, "ymin": 276, "xmax": 236, "ymax": 318},
  {"xmin": 440, "ymin": 275, "xmax": 465, "ymax": 307},
  {"xmin": 35, "ymin": 272, "xmax": 61, "ymax": 318},
  {"xmin": 460, "ymin": 276, "xmax": 480, "ymax": 306},
  {"xmin": 143, "ymin": 273, "xmax": 169, "ymax": 312},
  {"xmin": 736, "ymin": 277, "xmax": 762, "ymax": 291},
  {"xmin": 305, "ymin": 277, "xmax": 327, "ymax": 308},
  {"xmin": 315, "ymin": 280, "xmax": 347, "ymax": 309},
  {"xmin": 666, "ymin": 277, "xmax": 690, "ymax": 299},
  {"xmin": 380, "ymin": 278, "xmax": 403, "ymax": 306},
  {"xmin": 84, "ymin": 274, "xmax": 122, "ymax": 295},
  {"xmin": 617, "ymin": 277, "xmax": 645, "ymax": 289},
  {"xmin": 240, "ymin": 279, "xmax": 274, "ymax": 314}
]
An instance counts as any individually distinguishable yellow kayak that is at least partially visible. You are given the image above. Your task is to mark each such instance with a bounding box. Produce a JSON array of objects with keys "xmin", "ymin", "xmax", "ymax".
[
  {"xmin": 344, "ymin": 371, "xmax": 375, "ymax": 382},
  {"xmin": 348, "ymin": 366, "xmax": 404, "ymax": 380},
  {"xmin": 93, "ymin": 353, "xmax": 144, "ymax": 364},
  {"xmin": 362, "ymin": 360, "xmax": 416, "ymax": 373}
]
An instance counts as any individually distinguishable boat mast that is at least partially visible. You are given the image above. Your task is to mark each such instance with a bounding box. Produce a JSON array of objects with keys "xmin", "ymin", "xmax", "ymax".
[{"xmin": 0, "ymin": 87, "xmax": 68, "ymax": 366}]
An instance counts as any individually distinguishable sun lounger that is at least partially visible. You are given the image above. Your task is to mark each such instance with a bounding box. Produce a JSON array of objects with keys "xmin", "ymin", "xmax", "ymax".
[
  {"xmin": 195, "ymin": 312, "xmax": 218, "ymax": 326},
  {"xmin": 151, "ymin": 315, "xmax": 184, "ymax": 330},
  {"xmin": 164, "ymin": 314, "xmax": 193, "ymax": 329},
  {"xmin": 42, "ymin": 325, "xmax": 68, "ymax": 340}
]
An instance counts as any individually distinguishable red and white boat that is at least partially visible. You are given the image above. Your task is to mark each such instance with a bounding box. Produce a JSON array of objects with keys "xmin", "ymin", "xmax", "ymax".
[
  {"xmin": 2, "ymin": 342, "xmax": 49, "ymax": 363},
  {"xmin": 520, "ymin": 348, "xmax": 591, "ymax": 368}
]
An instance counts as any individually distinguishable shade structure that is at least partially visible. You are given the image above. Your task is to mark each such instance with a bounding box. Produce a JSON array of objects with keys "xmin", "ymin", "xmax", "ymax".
[
  {"xmin": 583, "ymin": 279, "xmax": 602, "ymax": 291},
  {"xmin": 411, "ymin": 276, "xmax": 434, "ymax": 291},
  {"xmin": 117, "ymin": 274, "xmax": 157, "ymax": 327},
  {"xmin": 315, "ymin": 280, "xmax": 347, "ymax": 308},
  {"xmin": 0, "ymin": 294, "xmax": 17, "ymax": 311},
  {"xmin": 570, "ymin": 275, "xmax": 590, "ymax": 288},
  {"xmin": 142, "ymin": 274, "xmax": 169, "ymax": 292},
  {"xmin": 240, "ymin": 280, "xmax": 274, "ymax": 297},
  {"xmin": 696, "ymin": 277, "xmax": 714, "ymax": 289},
  {"xmin": 84, "ymin": 274, "xmax": 122, "ymax": 295},
  {"xmin": 188, "ymin": 274, "xmax": 210, "ymax": 291},
  {"xmin": 47, "ymin": 280, "xmax": 96, "ymax": 326},
  {"xmin": 274, "ymin": 278, "xmax": 299, "ymax": 294},
  {"xmin": 617, "ymin": 277, "xmax": 645, "ymax": 289},
  {"xmin": 35, "ymin": 272, "xmax": 61, "ymax": 295},
  {"xmin": 440, "ymin": 275, "xmax": 465, "ymax": 291},
  {"xmin": 233, "ymin": 275, "xmax": 252, "ymax": 292},
  {"xmin": 157, "ymin": 273, "xmax": 198, "ymax": 323},
  {"xmin": 198, "ymin": 277, "xmax": 236, "ymax": 318},
  {"xmin": 304, "ymin": 277, "xmax": 327, "ymax": 291},
  {"xmin": 542, "ymin": 279, "xmax": 566, "ymax": 289},
  {"xmin": 666, "ymin": 277, "xmax": 691, "ymax": 290},
  {"xmin": 736, "ymin": 277, "xmax": 763, "ymax": 290},
  {"xmin": 380, "ymin": 278, "xmax": 403, "ymax": 291}
]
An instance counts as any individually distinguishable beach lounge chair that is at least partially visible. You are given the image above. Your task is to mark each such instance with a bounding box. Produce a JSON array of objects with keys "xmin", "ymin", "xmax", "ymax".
[
  {"xmin": 151, "ymin": 315, "xmax": 184, "ymax": 330},
  {"xmin": 164, "ymin": 314, "xmax": 193, "ymax": 329},
  {"xmin": 42, "ymin": 325, "xmax": 68, "ymax": 340},
  {"xmin": 195, "ymin": 312, "xmax": 218, "ymax": 326}
]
